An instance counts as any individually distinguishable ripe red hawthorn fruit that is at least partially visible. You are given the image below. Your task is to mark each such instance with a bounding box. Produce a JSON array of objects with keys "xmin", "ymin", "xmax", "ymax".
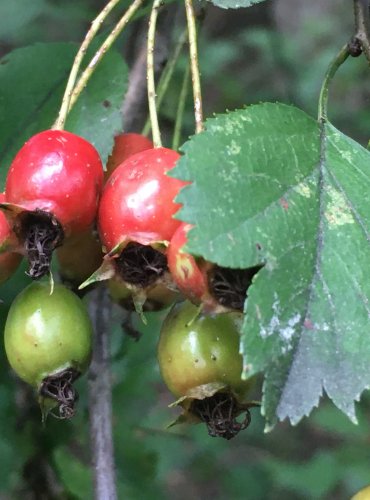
[
  {"xmin": 104, "ymin": 132, "xmax": 177, "ymax": 311},
  {"xmin": 0, "ymin": 193, "xmax": 22, "ymax": 284},
  {"xmin": 96, "ymin": 147, "xmax": 187, "ymax": 308},
  {"xmin": 167, "ymin": 222, "xmax": 263, "ymax": 313},
  {"xmin": 5, "ymin": 282, "xmax": 93, "ymax": 419},
  {"xmin": 105, "ymin": 133, "xmax": 153, "ymax": 181},
  {"xmin": 158, "ymin": 301, "xmax": 256, "ymax": 440},
  {"xmin": 2, "ymin": 129, "xmax": 103, "ymax": 279}
]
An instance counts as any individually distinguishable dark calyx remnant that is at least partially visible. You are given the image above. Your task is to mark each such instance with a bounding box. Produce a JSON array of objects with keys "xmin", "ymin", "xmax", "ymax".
[
  {"xmin": 40, "ymin": 368, "xmax": 80, "ymax": 420},
  {"xmin": 115, "ymin": 242, "xmax": 168, "ymax": 288},
  {"xmin": 16, "ymin": 209, "xmax": 64, "ymax": 279},
  {"xmin": 208, "ymin": 264, "xmax": 263, "ymax": 312},
  {"xmin": 191, "ymin": 392, "xmax": 251, "ymax": 440}
]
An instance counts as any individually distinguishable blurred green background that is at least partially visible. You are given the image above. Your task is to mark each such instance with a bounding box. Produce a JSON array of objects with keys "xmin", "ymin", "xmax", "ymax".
[{"xmin": 0, "ymin": 0, "xmax": 370, "ymax": 498}]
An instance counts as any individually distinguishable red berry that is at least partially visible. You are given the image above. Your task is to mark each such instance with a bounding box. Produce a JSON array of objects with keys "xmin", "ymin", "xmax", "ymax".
[
  {"xmin": 0, "ymin": 193, "xmax": 21, "ymax": 284},
  {"xmin": 6, "ymin": 130, "xmax": 103, "ymax": 236},
  {"xmin": 105, "ymin": 133, "xmax": 153, "ymax": 180},
  {"xmin": 99, "ymin": 147, "xmax": 184, "ymax": 251},
  {"xmin": 3, "ymin": 130, "xmax": 103, "ymax": 278},
  {"xmin": 168, "ymin": 222, "xmax": 262, "ymax": 313},
  {"xmin": 167, "ymin": 222, "xmax": 209, "ymax": 306},
  {"xmin": 95, "ymin": 147, "xmax": 186, "ymax": 309}
]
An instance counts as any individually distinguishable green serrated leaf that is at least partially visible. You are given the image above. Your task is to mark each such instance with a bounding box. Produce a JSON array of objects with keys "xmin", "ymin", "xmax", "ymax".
[
  {"xmin": 173, "ymin": 103, "xmax": 370, "ymax": 427},
  {"xmin": 0, "ymin": 41, "xmax": 128, "ymax": 190},
  {"xmin": 209, "ymin": 0, "xmax": 267, "ymax": 10}
]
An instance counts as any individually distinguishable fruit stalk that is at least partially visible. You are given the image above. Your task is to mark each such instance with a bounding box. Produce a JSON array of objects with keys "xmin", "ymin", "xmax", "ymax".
[
  {"xmin": 67, "ymin": 0, "xmax": 145, "ymax": 115},
  {"xmin": 172, "ymin": 61, "xmax": 190, "ymax": 150},
  {"xmin": 142, "ymin": 28, "xmax": 187, "ymax": 136},
  {"xmin": 318, "ymin": 44, "xmax": 350, "ymax": 123},
  {"xmin": 53, "ymin": 0, "xmax": 123, "ymax": 130},
  {"xmin": 88, "ymin": 287, "xmax": 117, "ymax": 500},
  {"xmin": 184, "ymin": 0, "xmax": 204, "ymax": 133},
  {"xmin": 147, "ymin": 0, "xmax": 163, "ymax": 148}
]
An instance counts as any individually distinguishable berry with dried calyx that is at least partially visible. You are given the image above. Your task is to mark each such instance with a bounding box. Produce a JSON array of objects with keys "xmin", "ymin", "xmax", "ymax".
[
  {"xmin": 3, "ymin": 130, "xmax": 103, "ymax": 279},
  {"xmin": 99, "ymin": 147, "xmax": 184, "ymax": 250},
  {"xmin": 85, "ymin": 147, "xmax": 187, "ymax": 312},
  {"xmin": 167, "ymin": 222, "xmax": 262, "ymax": 313},
  {"xmin": 4, "ymin": 282, "xmax": 93, "ymax": 419},
  {"xmin": 158, "ymin": 301, "xmax": 257, "ymax": 440}
]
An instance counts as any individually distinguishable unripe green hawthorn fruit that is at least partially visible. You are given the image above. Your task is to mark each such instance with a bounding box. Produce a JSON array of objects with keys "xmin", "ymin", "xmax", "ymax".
[
  {"xmin": 352, "ymin": 485, "xmax": 370, "ymax": 500},
  {"xmin": 158, "ymin": 301, "xmax": 250, "ymax": 400},
  {"xmin": 4, "ymin": 282, "xmax": 93, "ymax": 418},
  {"xmin": 158, "ymin": 301, "xmax": 256, "ymax": 439}
]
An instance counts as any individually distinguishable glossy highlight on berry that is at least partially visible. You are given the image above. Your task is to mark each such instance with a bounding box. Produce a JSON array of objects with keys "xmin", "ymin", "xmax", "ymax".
[
  {"xmin": 158, "ymin": 301, "xmax": 256, "ymax": 439},
  {"xmin": 99, "ymin": 147, "xmax": 185, "ymax": 251},
  {"xmin": 5, "ymin": 282, "xmax": 93, "ymax": 418},
  {"xmin": 3, "ymin": 129, "xmax": 104, "ymax": 278}
]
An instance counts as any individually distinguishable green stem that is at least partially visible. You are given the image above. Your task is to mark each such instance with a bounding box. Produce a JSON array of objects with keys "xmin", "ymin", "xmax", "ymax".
[
  {"xmin": 142, "ymin": 29, "xmax": 187, "ymax": 137},
  {"xmin": 53, "ymin": 0, "xmax": 123, "ymax": 130},
  {"xmin": 67, "ymin": 0, "xmax": 145, "ymax": 116},
  {"xmin": 172, "ymin": 62, "xmax": 190, "ymax": 151},
  {"xmin": 184, "ymin": 0, "xmax": 203, "ymax": 133},
  {"xmin": 318, "ymin": 44, "xmax": 350, "ymax": 123},
  {"xmin": 147, "ymin": 0, "xmax": 163, "ymax": 148},
  {"xmin": 134, "ymin": 0, "xmax": 177, "ymax": 20}
]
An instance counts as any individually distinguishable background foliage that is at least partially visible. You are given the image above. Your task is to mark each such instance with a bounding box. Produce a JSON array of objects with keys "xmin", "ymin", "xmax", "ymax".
[{"xmin": 0, "ymin": 0, "xmax": 369, "ymax": 498}]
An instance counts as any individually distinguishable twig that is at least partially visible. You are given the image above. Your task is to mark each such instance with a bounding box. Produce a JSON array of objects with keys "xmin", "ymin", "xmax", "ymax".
[
  {"xmin": 142, "ymin": 28, "xmax": 187, "ymax": 136},
  {"xmin": 121, "ymin": 29, "xmax": 170, "ymax": 132},
  {"xmin": 147, "ymin": 0, "xmax": 164, "ymax": 148},
  {"xmin": 172, "ymin": 61, "xmax": 190, "ymax": 150},
  {"xmin": 184, "ymin": 0, "xmax": 204, "ymax": 133},
  {"xmin": 68, "ymin": 0, "xmax": 145, "ymax": 115},
  {"xmin": 318, "ymin": 44, "xmax": 350, "ymax": 123},
  {"xmin": 353, "ymin": 0, "xmax": 370, "ymax": 63},
  {"xmin": 88, "ymin": 286, "xmax": 116, "ymax": 500},
  {"xmin": 53, "ymin": 0, "xmax": 123, "ymax": 130}
]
